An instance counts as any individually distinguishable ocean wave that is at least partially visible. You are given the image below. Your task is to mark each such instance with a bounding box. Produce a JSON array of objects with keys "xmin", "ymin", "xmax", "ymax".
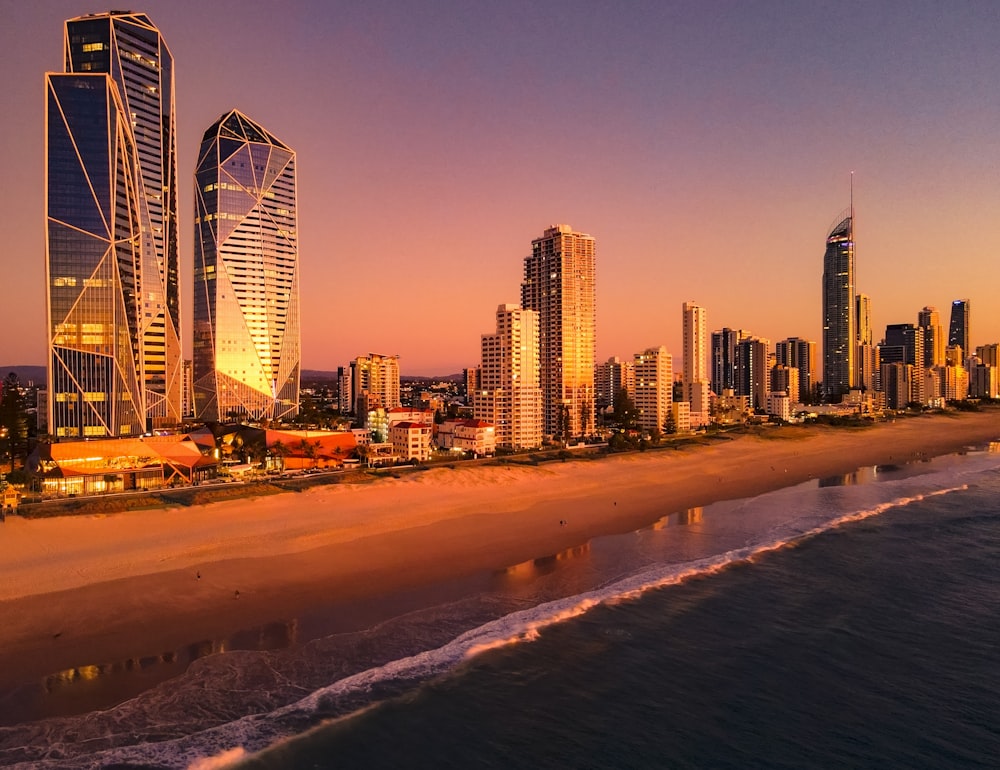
[{"xmin": 6, "ymin": 455, "xmax": 999, "ymax": 770}]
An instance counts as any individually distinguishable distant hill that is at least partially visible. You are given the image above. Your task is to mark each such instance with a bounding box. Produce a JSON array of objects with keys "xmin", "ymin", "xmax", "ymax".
[{"xmin": 0, "ymin": 366, "xmax": 45, "ymax": 385}]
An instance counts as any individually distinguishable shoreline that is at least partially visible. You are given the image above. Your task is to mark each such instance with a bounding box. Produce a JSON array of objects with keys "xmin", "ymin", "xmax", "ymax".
[{"xmin": 1, "ymin": 410, "xmax": 999, "ymax": 719}]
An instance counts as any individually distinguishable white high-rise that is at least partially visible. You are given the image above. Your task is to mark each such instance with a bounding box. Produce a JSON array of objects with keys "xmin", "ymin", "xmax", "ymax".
[
  {"xmin": 682, "ymin": 302, "xmax": 710, "ymax": 425},
  {"xmin": 633, "ymin": 346, "xmax": 673, "ymax": 435},
  {"xmin": 475, "ymin": 304, "xmax": 542, "ymax": 450}
]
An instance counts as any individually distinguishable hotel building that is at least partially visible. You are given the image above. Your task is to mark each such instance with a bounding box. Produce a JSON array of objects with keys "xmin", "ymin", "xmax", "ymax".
[
  {"xmin": 521, "ymin": 225, "xmax": 596, "ymax": 441},
  {"xmin": 192, "ymin": 110, "xmax": 300, "ymax": 422}
]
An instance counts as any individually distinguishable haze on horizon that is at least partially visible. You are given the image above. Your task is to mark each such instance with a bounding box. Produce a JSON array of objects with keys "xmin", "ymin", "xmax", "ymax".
[{"xmin": 2, "ymin": 0, "xmax": 999, "ymax": 375}]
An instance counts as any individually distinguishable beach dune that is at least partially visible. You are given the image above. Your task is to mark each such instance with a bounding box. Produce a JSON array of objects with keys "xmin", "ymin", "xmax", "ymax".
[{"xmin": 0, "ymin": 411, "xmax": 998, "ymax": 697}]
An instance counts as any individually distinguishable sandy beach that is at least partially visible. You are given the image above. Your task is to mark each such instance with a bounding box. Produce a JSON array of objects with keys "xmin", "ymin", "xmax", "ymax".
[{"xmin": 1, "ymin": 410, "xmax": 998, "ymax": 700}]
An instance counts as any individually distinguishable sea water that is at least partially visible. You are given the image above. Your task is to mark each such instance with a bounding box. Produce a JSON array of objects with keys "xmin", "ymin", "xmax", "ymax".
[{"xmin": 2, "ymin": 446, "xmax": 999, "ymax": 769}]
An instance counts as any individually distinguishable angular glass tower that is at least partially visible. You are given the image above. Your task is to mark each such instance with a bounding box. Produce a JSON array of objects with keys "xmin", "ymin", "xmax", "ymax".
[
  {"xmin": 45, "ymin": 74, "xmax": 145, "ymax": 437},
  {"xmin": 821, "ymin": 211, "xmax": 855, "ymax": 400},
  {"xmin": 193, "ymin": 110, "xmax": 300, "ymax": 422},
  {"xmin": 64, "ymin": 12, "xmax": 182, "ymax": 427}
]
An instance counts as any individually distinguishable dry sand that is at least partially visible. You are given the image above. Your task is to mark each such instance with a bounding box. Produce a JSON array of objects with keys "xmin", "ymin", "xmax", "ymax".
[{"xmin": 1, "ymin": 410, "xmax": 998, "ymax": 689}]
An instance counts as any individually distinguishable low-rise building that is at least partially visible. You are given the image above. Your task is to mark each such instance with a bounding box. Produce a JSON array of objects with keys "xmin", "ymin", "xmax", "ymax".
[
  {"xmin": 438, "ymin": 419, "xmax": 496, "ymax": 456},
  {"xmin": 390, "ymin": 421, "xmax": 433, "ymax": 462}
]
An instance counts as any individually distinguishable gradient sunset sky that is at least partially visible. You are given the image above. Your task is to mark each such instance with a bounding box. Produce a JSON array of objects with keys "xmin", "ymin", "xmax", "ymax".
[{"xmin": 3, "ymin": 0, "xmax": 999, "ymax": 375}]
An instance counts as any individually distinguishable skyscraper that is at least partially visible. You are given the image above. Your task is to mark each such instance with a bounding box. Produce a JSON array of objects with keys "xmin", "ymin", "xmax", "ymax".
[
  {"xmin": 45, "ymin": 73, "xmax": 146, "ymax": 438},
  {"xmin": 710, "ymin": 328, "xmax": 746, "ymax": 395},
  {"xmin": 521, "ymin": 225, "xmax": 596, "ymax": 440},
  {"xmin": 948, "ymin": 299, "xmax": 971, "ymax": 357},
  {"xmin": 856, "ymin": 294, "xmax": 875, "ymax": 392},
  {"xmin": 475, "ymin": 305, "xmax": 543, "ymax": 450},
  {"xmin": 193, "ymin": 110, "xmax": 300, "ymax": 422},
  {"xmin": 821, "ymin": 210, "xmax": 855, "ymax": 400},
  {"xmin": 918, "ymin": 306, "xmax": 945, "ymax": 368},
  {"xmin": 64, "ymin": 12, "xmax": 182, "ymax": 427},
  {"xmin": 775, "ymin": 337, "xmax": 817, "ymax": 403}
]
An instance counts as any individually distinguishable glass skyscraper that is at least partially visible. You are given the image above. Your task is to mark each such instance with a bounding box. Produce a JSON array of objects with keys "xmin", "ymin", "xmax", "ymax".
[
  {"xmin": 193, "ymin": 110, "xmax": 300, "ymax": 422},
  {"xmin": 45, "ymin": 73, "xmax": 146, "ymax": 437},
  {"xmin": 948, "ymin": 299, "xmax": 971, "ymax": 357},
  {"xmin": 62, "ymin": 12, "xmax": 182, "ymax": 428},
  {"xmin": 821, "ymin": 211, "xmax": 855, "ymax": 400}
]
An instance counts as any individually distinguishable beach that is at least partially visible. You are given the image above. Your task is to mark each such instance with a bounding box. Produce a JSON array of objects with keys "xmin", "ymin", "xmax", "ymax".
[{"xmin": 1, "ymin": 411, "xmax": 999, "ymax": 719}]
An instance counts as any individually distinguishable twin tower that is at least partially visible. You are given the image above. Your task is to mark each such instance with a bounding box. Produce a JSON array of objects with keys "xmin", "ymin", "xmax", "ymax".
[{"xmin": 44, "ymin": 11, "xmax": 299, "ymax": 439}]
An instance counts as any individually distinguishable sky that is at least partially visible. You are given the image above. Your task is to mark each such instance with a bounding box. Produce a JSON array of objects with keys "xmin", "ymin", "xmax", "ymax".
[{"xmin": 2, "ymin": 0, "xmax": 999, "ymax": 375}]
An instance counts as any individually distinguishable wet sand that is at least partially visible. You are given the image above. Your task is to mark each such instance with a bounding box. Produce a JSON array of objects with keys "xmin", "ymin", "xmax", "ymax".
[{"xmin": 0, "ymin": 411, "xmax": 998, "ymax": 702}]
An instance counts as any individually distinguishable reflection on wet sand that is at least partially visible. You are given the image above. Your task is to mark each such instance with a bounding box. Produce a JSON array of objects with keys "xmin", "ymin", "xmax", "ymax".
[
  {"xmin": 501, "ymin": 543, "xmax": 593, "ymax": 585},
  {"xmin": 819, "ymin": 466, "xmax": 879, "ymax": 487},
  {"xmin": 25, "ymin": 620, "xmax": 299, "ymax": 722}
]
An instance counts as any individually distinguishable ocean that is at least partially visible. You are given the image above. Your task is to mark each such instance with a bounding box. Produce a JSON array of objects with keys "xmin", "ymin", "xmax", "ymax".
[{"xmin": 2, "ymin": 445, "xmax": 999, "ymax": 769}]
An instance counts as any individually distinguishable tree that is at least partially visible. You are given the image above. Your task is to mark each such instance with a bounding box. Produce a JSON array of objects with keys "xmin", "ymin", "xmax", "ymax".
[
  {"xmin": 612, "ymin": 388, "xmax": 638, "ymax": 431},
  {"xmin": 0, "ymin": 373, "xmax": 29, "ymax": 472},
  {"xmin": 663, "ymin": 409, "xmax": 676, "ymax": 436}
]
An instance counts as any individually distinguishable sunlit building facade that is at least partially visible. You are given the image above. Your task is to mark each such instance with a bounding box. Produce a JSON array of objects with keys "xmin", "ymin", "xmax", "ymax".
[
  {"xmin": 349, "ymin": 354, "xmax": 401, "ymax": 416},
  {"xmin": 475, "ymin": 305, "xmax": 543, "ymax": 450},
  {"xmin": 64, "ymin": 12, "xmax": 182, "ymax": 427},
  {"xmin": 193, "ymin": 110, "xmax": 300, "ymax": 422},
  {"xmin": 521, "ymin": 225, "xmax": 596, "ymax": 440},
  {"xmin": 45, "ymin": 73, "xmax": 146, "ymax": 438},
  {"xmin": 918, "ymin": 306, "xmax": 945, "ymax": 368},
  {"xmin": 821, "ymin": 211, "xmax": 855, "ymax": 400},
  {"xmin": 633, "ymin": 347, "xmax": 673, "ymax": 434}
]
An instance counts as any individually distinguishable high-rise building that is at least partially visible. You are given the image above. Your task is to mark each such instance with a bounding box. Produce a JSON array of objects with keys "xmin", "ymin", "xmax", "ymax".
[
  {"xmin": 521, "ymin": 224, "xmax": 596, "ymax": 440},
  {"xmin": 348, "ymin": 354, "xmax": 401, "ymax": 417},
  {"xmin": 918, "ymin": 306, "xmax": 945, "ymax": 368},
  {"xmin": 633, "ymin": 347, "xmax": 673, "ymax": 435},
  {"xmin": 45, "ymin": 72, "xmax": 146, "ymax": 438},
  {"xmin": 64, "ymin": 12, "xmax": 182, "ymax": 427},
  {"xmin": 595, "ymin": 357, "xmax": 634, "ymax": 411},
  {"xmin": 710, "ymin": 328, "xmax": 747, "ymax": 395},
  {"xmin": 682, "ymin": 302, "xmax": 707, "ymax": 393},
  {"xmin": 192, "ymin": 110, "xmax": 300, "ymax": 422},
  {"xmin": 948, "ymin": 299, "xmax": 971, "ymax": 358},
  {"xmin": 976, "ymin": 343, "xmax": 999, "ymax": 368},
  {"xmin": 474, "ymin": 305, "xmax": 542, "ymax": 450},
  {"xmin": 774, "ymin": 337, "xmax": 817, "ymax": 403},
  {"xmin": 855, "ymin": 293, "xmax": 876, "ymax": 391},
  {"xmin": 821, "ymin": 211, "xmax": 855, "ymax": 400},
  {"xmin": 735, "ymin": 337, "xmax": 770, "ymax": 411}
]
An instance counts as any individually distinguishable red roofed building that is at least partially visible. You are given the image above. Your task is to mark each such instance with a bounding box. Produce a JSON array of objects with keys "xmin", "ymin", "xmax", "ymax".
[{"xmin": 437, "ymin": 419, "xmax": 496, "ymax": 457}]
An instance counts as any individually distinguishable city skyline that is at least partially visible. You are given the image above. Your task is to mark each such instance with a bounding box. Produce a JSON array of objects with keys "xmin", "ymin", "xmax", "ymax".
[{"xmin": 5, "ymin": 2, "xmax": 1000, "ymax": 375}]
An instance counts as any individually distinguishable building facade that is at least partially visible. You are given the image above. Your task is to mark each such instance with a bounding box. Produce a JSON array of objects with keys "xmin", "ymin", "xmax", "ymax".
[
  {"xmin": 775, "ymin": 337, "xmax": 816, "ymax": 403},
  {"xmin": 918, "ymin": 306, "xmax": 945, "ymax": 368},
  {"xmin": 821, "ymin": 211, "xmax": 855, "ymax": 400},
  {"xmin": 64, "ymin": 12, "xmax": 182, "ymax": 427},
  {"xmin": 710, "ymin": 328, "xmax": 747, "ymax": 395},
  {"xmin": 349, "ymin": 354, "xmax": 401, "ymax": 416},
  {"xmin": 633, "ymin": 346, "xmax": 672, "ymax": 435},
  {"xmin": 474, "ymin": 304, "xmax": 543, "ymax": 450},
  {"xmin": 521, "ymin": 225, "xmax": 596, "ymax": 440},
  {"xmin": 948, "ymin": 299, "xmax": 971, "ymax": 358},
  {"xmin": 192, "ymin": 110, "xmax": 300, "ymax": 422},
  {"xmin": 45, "ymin": 73, "xmax": 146, "ymax": 438}
]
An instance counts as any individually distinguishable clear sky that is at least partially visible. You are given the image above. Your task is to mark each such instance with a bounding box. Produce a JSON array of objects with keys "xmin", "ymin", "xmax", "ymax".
[{"xmin": 3, "ymin": 0, "xmax": 999, "ymax": 375}]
